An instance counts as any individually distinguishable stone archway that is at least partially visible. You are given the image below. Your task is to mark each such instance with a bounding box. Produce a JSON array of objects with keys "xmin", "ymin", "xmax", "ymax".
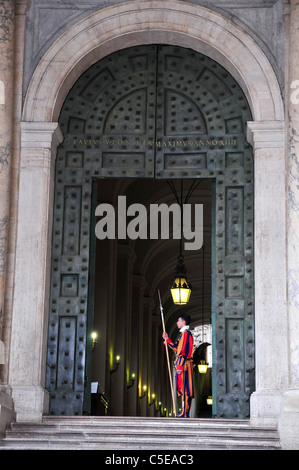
[
  {"xmin": 10, "ymin": 1, "xmax": 286, "ymax": 427},
  {"xmin": 47, "ymin": 44, "xmax": 254, "ymax": 418},
  {"xmin": 23, "ymin": 1, "xmax": 283, "ymax": 123}
]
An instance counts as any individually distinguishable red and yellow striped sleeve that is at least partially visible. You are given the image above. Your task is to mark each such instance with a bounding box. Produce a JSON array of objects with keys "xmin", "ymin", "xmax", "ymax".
[{"xmin": 166, "ymin": 330, "xmax": 193, "ymax": 370}]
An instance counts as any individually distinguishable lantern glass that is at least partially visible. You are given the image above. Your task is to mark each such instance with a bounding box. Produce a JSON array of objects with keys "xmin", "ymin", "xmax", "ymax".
[
  {"xmin": 170, "ymin": 277, "xmax": 192, "ymax": 305},
  {"xmin": 206, "ymin": 396, "xmax": 213, "ymax": 405},
  {"xmin": 198, "ymin": 360, "xmax": 208, "ymax": 374}
]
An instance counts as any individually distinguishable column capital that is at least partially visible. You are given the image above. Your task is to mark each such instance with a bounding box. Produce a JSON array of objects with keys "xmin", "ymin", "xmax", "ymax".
[
  {"xmin": 21, "ymin": 122, "xmax": 64, "ymax": 149},
  {"xmin": 246, "ymin": 121, "xmax": 285, "ymax": 148},
  {"xmin": 282, "ymin": 0, "xmax": 291, "ymax": 16},
  {"xmin": 132, "ymin": 274, "xmax": 147, "ymax": 292},
  {"xmin": 15, "ymin": 0, "xmax": 30, "ymax": 15},
  {"xmin": 143, "ymin": 296, "xmax": 155, "ymax": 312},
  {"xmin": 117, "ymin": 243, "xmax": 136, "ymax": 265}
]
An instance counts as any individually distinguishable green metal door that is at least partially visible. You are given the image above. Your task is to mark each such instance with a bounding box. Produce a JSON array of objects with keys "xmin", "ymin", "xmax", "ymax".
[
  {"xmin": 153, "ymin": 46, "xmax": 255, "ymax": 418},
  {"xmin": 46, "ymin": 45, "xmax": 254, "ymax": 418}
]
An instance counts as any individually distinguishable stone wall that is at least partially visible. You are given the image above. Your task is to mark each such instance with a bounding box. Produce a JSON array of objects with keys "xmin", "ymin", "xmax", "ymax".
[
  {"xmin": 1, "ymin": 0, "xmax": 299, "ymax": 449},
  {"xmin": 24, "ymin": 0, "xmax": 285, "ymax": 94}
]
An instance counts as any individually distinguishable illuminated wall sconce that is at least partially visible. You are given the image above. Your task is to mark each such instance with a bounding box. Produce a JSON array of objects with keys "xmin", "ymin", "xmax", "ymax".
[
  {"xmin": 91, "ymin": 332, "xmax": 98, "ymax": 351},
  {"xmin": 127, "ymin": 373, "xmax": 136, "ymax": 389},
  {"xmin": 155, "ymin": 401, "xmax": 162, "ymax": 413},
  {"xmin": 206, "ymin": 396, "xmax": 213, "ymax": 405},
  {"xmin": 149, "ymin": 393, "xmax": 156, "ymax": 406},
  {"xmin": 198, "ymin": 360, "xmax": 208, "ymax": 374},
  {"xmin": 139, "ymin": 385, "xmax": 147, "ymax": 399},
  {"xmin": 110, "ymin": 355, "xmax": 120, "ymax": 374}
]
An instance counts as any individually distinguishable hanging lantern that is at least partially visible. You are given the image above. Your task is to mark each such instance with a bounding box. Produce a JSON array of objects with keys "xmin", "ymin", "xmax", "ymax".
[
  {"xmin": 170, "ymin": 255, "xmax": 192, "ymax": 305},
  {"xmin": 198, "ymin": 359, "xmax": 208, "ymax": 374},
  {"xmin": 171, "ymin": 276, "xmax": 192, "ymax": 305},
  {"xmin": 167, "ymin": 181, "xmax": 198, "ymax": 306}
]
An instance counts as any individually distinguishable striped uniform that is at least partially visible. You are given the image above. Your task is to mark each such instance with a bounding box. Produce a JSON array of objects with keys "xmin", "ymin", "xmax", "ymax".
[{"xmin": 166, "ymin": 328, "xmax": 195, "ymax": 417}]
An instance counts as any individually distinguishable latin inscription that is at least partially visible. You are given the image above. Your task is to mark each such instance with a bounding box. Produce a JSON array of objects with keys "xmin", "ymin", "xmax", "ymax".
[{"xmin": 73, "ymin": 137, "xmax": 238, "ymax": 148}]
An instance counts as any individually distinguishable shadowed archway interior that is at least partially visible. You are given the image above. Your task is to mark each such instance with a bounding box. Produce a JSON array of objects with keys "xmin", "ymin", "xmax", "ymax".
[
  {"xmin": 92, "ymin": 177, "xmax": 212, "ymax": 417},
  {"xmin": 46, "ymin": 45, "xmax": 254, "ymax": 419}
]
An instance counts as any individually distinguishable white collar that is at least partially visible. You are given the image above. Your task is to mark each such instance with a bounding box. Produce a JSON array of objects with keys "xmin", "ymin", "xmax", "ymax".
[{"xmin": 179, "ymin": 325, "xmax": 189, "ymax": 333}]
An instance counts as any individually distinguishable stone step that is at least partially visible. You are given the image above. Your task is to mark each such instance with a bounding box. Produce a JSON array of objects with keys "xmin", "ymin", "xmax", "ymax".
[
  {"xmin": 6, "ymin": 424, "xmax": 278, "ymax": 438},
  {"xmin": 45, "ymin": 416, "xmax": 254, "ymax": 429},
  {"xmin": 6, "ymin": 421, "xmax": 279, "ymax": 439},
  {"xmin": 0, "ymin": 416, "xmax": 281, "ymax": 450}
]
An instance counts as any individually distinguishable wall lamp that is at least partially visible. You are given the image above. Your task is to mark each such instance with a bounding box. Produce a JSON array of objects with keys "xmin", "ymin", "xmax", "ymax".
[
  {"xmin": 207, "ymin": 396, "xmax": 213, "ymax": 405},
  {"xmin": 91, "ymin": 332, "xmax": 98, "ymax": 351},
  {"xmin": 155, "ymin": 401, "xmax": 162, "ymax": 414},
  {"xmin": 149, "ymin": 393, "xmax": 156, "ymax": 406},
  {"xmin": 139, "ymin": 385, "xmax": 147, "ymax": 398},
  {"xmin": 127, "ymin": 373, "xmax": 136, "ymax": 389},
  {"xmin": 110, "ymin": 355, "xmax": 120, "ymax": 374}
]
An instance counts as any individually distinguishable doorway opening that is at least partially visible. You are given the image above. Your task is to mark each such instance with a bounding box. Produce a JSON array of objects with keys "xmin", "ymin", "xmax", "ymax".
[
  {"xmin": 88, "ymin": 177, "xmax": 213, "ymax": 418},
  {"xmin": 46, "ymin": 44, "xmax": 254, "ymax": 419}
]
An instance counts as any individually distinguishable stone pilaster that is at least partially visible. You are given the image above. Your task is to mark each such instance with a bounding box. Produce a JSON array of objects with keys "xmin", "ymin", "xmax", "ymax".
[
  {"xmin": 9, "ymin": 122, "xmax": 63, "ymax": 422},
  {"xmin": 247, "ymin": 121, "xmax": 288, "ymax": 426},
  {"xmin": 279, "ymin": 0, "xmax": 299, "ymax": 449},
  {"xmin": 0, "ymin": 0, "xmax": 15, "ymax": 365}
]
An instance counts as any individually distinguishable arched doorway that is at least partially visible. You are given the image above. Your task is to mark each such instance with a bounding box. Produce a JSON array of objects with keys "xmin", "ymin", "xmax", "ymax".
[
  {"xmin": 46, "ymin": 45, "xmax": 254, "ymax": 419},
  {"xmin": 12, "ymin": 1, "xmax": 286, "ymax": 426}
]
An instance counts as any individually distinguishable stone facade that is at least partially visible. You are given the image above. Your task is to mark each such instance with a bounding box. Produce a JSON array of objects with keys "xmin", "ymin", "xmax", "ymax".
[{"xmin": 0, "ymin": 0, "xmax": 298, "ymax": 449}]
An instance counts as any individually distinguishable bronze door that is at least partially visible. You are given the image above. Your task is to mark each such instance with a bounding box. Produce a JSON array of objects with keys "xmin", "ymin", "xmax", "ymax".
[{"xmin": 46, "ymin": 45, "xmax": 254, "ymax": 418}]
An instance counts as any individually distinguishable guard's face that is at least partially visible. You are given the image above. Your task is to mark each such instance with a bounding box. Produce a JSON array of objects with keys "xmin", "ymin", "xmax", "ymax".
[{"xmin": 176, "ymin": 317, "xmax": 186, "ymax": 330}]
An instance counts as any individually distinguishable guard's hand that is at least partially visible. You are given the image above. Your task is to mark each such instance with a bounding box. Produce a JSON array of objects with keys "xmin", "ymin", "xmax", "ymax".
[
  {"xmin": 177, "ymin": 369, "xmax": 183, "ymax": 374},
  {"xmin": 162, "ymin": 332, "xmax": 168, "ymax": 340}
]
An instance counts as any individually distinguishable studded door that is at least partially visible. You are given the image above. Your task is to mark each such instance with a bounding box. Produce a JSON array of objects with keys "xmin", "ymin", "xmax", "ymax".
[
  {"xmin": 154, "ymin": 46, "xmax": 255, "ymax": 418},
  {"xmin": 46, "ymin": 45, "xmax": 254, "ymax": 418}
]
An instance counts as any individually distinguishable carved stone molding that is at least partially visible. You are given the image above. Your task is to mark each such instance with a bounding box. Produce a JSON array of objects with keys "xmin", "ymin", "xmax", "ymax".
[{"xmin": 23, "ymin": 0, "xmax": 284, "ymax": 123}]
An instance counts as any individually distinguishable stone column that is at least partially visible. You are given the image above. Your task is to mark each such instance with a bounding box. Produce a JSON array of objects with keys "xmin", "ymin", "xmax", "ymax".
[
  {"xmin": 130, "ymin": 274, "xmax": 146, "ymax": 417},
  {"xmin": 143, "ymin": 297, "xmax": 155, "ymax": 417},
  {"xmin": 9, "ymin": 122, "xmax": 63, "ymax": 422},
  {"xmin": 279, "ymin": 0, "xmax": 299, "ymax": 449},
  {"xmin": 0, "ymin": 0, "xmax": 15, "ymax": 365},
  {"xmin": 151, "ymin": 312, "xmax": 162, "ymax": 416},
  {"xmin": 247, "ymin": 121, "xmax": 288, "ymax": 426},
  {"xmin": 111, "ymin": 244, "xmax": 135, "ymax": 416}
]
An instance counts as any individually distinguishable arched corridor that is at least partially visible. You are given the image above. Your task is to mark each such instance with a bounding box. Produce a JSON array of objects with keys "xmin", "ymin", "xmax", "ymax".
[{"xmin": 90, "ymin": 178, "xmax": 213, "ymax": 417}]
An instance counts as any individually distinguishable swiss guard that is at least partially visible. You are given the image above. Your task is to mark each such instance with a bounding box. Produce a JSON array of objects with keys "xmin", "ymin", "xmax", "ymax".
[{"xmin": 162, "ymin": 314, "xmax": 195, "ymax": 418}]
